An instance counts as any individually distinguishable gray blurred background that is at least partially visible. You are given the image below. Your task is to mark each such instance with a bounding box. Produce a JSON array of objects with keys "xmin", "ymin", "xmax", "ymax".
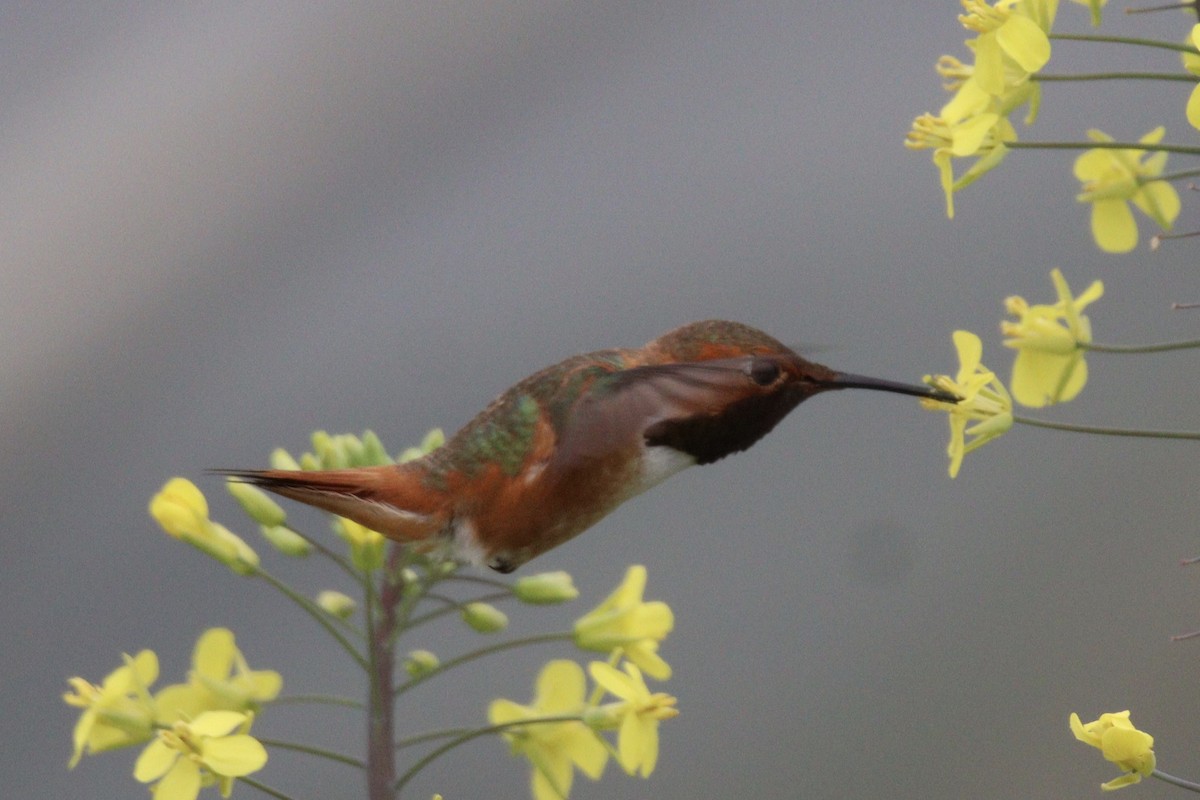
[{"xmin": 5, "ymin": 3, "xmax": 1200, "ymax": 798}]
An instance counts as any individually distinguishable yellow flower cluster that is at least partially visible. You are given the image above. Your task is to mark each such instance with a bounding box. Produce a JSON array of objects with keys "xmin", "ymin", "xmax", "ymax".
[
  {"xmin": 64, "ymin": 628, "xmax": 277, "ymax": 800},
  {"xmin": 910, "ymin": 0, "xmax": 1186, "ymax": 250},
  {"xmin": 489, "ymin": 565, "xmax": 678, "ymax": 800},
  {"xmin": 923, "ymin": 269, "xmax": 1103, "ymax": 476},
  {"xmin": 906, "ymin": 0, "xmax": 1056, "ymax": 217}
]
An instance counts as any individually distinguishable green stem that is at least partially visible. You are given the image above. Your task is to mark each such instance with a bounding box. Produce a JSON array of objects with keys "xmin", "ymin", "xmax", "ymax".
[
  {"xmin": 271, "ymin": 693, "xmax": 364, "ymax": 709},
  {"xmin": 1159, "ymin": 168, "xmax": 1200, "ymax": 183},
  {"xmin": 1083, "ymin": 338, "xmax": 1200, "ymax": 353},
  {"xmin": 254, "ymin": 567, "xmax": 368, "ymax": 671},
  {"xmin": 1006, "ymin": 141, "xmax": 1200, "ymax": 156},
  {"xmin": 283, "ymin": 524, "xmax": 364, "ymax": 587},
  {"xmin": 238, "ymin": 776, "xmax": 297, "ymax": 800},
  {"xmin": 1126, "ymin": 1, "xmax": 1200, "ymax": 14},
  {"xmin": 256, "ymin": 737, "xmax": 365, "ymax": 769},
  {"xmin": 1034, "ymin": 72, "xmax": 1196, "ymax": 82},
  {"xmin": 1049, "ymin": 32, "xmax": 1198, "ymax": 55},
  {"xmin": 443, "ymin": 573, "xmax": 515, "ymax": 592},
  {"xmin": 396, "ymin": 726, "xmax": 474, "ymax": 750},
  {"xmin": 406, "ymin": 590, "xmax": 511, "ymax": 629},
  {"xmin": 392, "ymin": 716, "xmax": 583, "ymax": 795},
  {"xmin": 394, "ymin": 632, "xmax": 574, "ymax": 699},
  {"xmin": 1013, "ymin": 415, "xmax": 1200, "ymax": 440},
  {"xmin": 1153, "ymin": 769, "xmax": 1200, "ymax": 793}
]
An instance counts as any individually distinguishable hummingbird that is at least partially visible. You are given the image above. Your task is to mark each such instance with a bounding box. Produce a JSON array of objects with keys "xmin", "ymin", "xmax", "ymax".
[{"xmin": 223, "ymin": 320, "xmax": 957, "ymax": 573}]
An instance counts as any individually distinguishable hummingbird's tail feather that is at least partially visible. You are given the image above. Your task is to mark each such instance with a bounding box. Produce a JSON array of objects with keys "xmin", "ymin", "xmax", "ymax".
[{"xmin": 217, "ymin": 465, "xmax": 448, "ymax": 544}]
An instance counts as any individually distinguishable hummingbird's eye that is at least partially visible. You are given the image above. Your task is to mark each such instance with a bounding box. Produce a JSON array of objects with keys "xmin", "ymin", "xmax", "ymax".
[{"xmin": 747, "ymin": 358, "xmax": 781, "ymax": 386}]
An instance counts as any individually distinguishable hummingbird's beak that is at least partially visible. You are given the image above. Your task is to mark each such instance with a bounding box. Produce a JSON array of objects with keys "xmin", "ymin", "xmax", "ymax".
[{"xmin": 818, "ymin": 371, "xmax": 961, "ymax": 404}]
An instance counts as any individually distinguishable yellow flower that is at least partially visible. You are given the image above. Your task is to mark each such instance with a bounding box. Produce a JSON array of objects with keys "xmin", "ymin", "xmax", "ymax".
[
  {"xmin": 906, "ymin": 98, "xmax": 1009, "ymax": 219},
  {"xmin": 1070, "ymin": 0, "xmax": 1106, "ymax": 26},
  {"xmin": 587, "ymin": 661, "xmax": 678, "ymax": 778},
  {"xmin": 154, "ymin": 628, "xmax": 281, "ymax": 723},
  {"xmin": 150, "ymin": 478, "xmax": 259, "ymax": 574},
  {"xmin": 1074, "ymin": 127, "xmax": 1181, "ymax": 253},
  {"xmin": 1002, "ymin": 268, "xmax": 1103, "ymax": 407},
  {"xmin": 489, "ymin": 660, "xmax": 607, "ymax": 800},
  {"xmin": 64, "ymin": 650, "xmax": 158, "ymax": 767},
  {"xmin": 922, "ymin": 331, "xmax": 1013, "ymax": 478},
  {"xmin": 958, "ymin": 0, "xmax": 1052, "ymax": 96},
  {"xmin": 1186, "ymin": 26, "xmax": 1200, "ymax": 132},
  {"xmin": 573, "ymin": 566, "xmax": 674, "ymax": 680},
  {"xmin": 1070, "ymin": 711, "xmax": 1155, "ymax": 790},
  {"xmin": 133, "ymin": 711, "xmax": 267, "ymax": 800}
]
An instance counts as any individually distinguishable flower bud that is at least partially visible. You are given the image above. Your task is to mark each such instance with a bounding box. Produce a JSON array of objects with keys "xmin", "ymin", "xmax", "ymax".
[
  {"xmin": 403, "ymin": 649, "xmax": 439, "ymax": 678},
  {"xmin": 514, "ymin": 571, "xmax": 579, "ymax": 604},
  {"xmin": 226, "ymin": 480, "xmax": 287, "ymax": 527},
  {"xmin": 360, "ymin": 430, "xmax": 391, "ymax": 466},
  {"xmin": 461, "ymin": 602, "xmax": 508, "ymax": 633},
  {"xmin": 260, "ymin": 525, "xmax": 312, "ymax": 557},
  {"xmin": 316, "ymin": 590, "xmax": 356, "ymax": 618},
  {"xmin": 269, "ymin": 448, "xmax": 301, "ymax": 471}
]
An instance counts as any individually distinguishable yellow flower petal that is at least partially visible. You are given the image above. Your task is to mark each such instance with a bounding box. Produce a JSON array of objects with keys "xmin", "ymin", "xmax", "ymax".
[
  {"xmin": 995, "ymin": 14, "xmax": 1051, "ymax": 72},
  {"xmin": 536, "ymin": 660, "xmax": 588, "ymax": 715},
  {"xmin": 154, "ymin": 759, "xmax": 202, "ymax": 800},
  {"xmin": 134, "ymin": 739, "xmax": 178, "ymax": 783},
  {"xmin": 202, "ymin": 734, "xmax": 269, "ymax": 776},
  {"xmin": 1091, "ymin": 198, "xmax": 1136, "ymax": 254}
]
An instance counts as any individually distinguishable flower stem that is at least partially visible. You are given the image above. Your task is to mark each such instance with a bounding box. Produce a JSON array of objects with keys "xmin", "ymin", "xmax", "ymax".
[
  {"xmin": 392, "ymin": 716, "xmax": 582, "ymax": 795},
  {"xmin": 1153, "ymin": 769, "xmax": 1200, "ymax": 793},
  {"xmin": 272, "ymin": 693, "xmax": 364, "ymax": 709},
  {"xmin": 1126, "ymin": 1, "xmax": 1200, "ymax": 14},
  {"xmin": 365, "ymin": 546, "xmax": 406, "ymax": 800},
  {"xmin": 1006, "ymin": 141, "xmax": 1200, "ymax": 156},
  {"xmin": 1050, "ymin": 32, "xmax": 1198, "ymax": 55},
  {"xmin": 1159, "ymin": 168, "xmax": 1200, "ymax": 183},
  {"xmin": 238, "ymin": 776, "xmax": 297, "ymax": 800},
  {"xmin": 395, "ymin": 727, "xmax": 474, "ymax": 749},
  {"xmin": 405, "ymin": 590, "xmax": 511, "ymax": 629},
  {"xmin": 394, "ymin": 632, "xmax": 574, "ymax": 699},
  {"xmin": 283, "ymin": 524, "xmax": 364, "ymax": 586},
  {"xmin": 256, "ymin": 737, "xmax": 365, "ymax": 769},
  {"xmin": 1083, "ymin": 338, "xmax": 1200, "ymax": 353},
  {"xmin": 255, "ymin": 567, "xmax": 368, "ymax": 671},
  {"xmin": 1013, "ymin": 415, "xmax": 1200, "ymax": 440},
  {"xmin": 1034, "ymin": 72, "xmax": 1196, "ymax": 82}
]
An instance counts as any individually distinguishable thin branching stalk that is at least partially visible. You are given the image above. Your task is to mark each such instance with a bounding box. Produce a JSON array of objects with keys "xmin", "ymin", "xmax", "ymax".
[
  {"xmin": 392, "ymin": 716, "xmax": 583, "ymax": 795},
  {"xmin": 1050, "ymin": 32, "xmax": 1199, "ymax": 54},
  {"xmin": 255, "ymin": 567, "xmax": 368, "ymax": 671},
  {"xmin": 272, "ymin": 694, "xmax": 364, "ymax": 709},
  {"xmin": 1013, "ymin": 416, "xmax": 1200, "ymax": 440},
  {"xmin": 1083, "ymin": 339, "xmax": 1200, "ymax": 353},
  {"xmin": 393, "ymin": 632, "xmax": 574, "ymax": 700},
  {"xmin": 256, "ymin": 737, "xmax": 365, "ymax": 769}
]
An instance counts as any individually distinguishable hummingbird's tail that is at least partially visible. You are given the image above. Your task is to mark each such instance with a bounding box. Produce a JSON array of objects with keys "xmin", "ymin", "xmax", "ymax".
[{"xmin": 216, "ymin": 465, "xmax": 448, "ymax": 543}]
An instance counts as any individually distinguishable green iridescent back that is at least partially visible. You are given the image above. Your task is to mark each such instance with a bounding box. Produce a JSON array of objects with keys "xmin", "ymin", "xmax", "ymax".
[{"xmin": 421, "ymin": 348, "xmax": 633, "ymax": 485}]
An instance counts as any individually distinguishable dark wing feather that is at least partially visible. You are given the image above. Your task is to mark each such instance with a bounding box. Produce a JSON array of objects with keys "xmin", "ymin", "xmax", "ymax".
[{"xmin": 555, "ymin": 356, "xmax": 806, "ymax": 467}]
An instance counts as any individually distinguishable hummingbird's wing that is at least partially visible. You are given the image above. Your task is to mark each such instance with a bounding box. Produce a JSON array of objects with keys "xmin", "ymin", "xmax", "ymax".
[{"xmin": 555, "ymin": 355, "xmax": 805, "ymax": 467}]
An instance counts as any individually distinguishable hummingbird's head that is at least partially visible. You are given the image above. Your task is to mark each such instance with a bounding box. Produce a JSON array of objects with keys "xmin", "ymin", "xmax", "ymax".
[
  {"xmin": 645, "ymin": 319, "xmax": 797, "ymax": 363},
  {"xmin": 645, "ymin": 319, "xmax": 959, "ymax": 404}
]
